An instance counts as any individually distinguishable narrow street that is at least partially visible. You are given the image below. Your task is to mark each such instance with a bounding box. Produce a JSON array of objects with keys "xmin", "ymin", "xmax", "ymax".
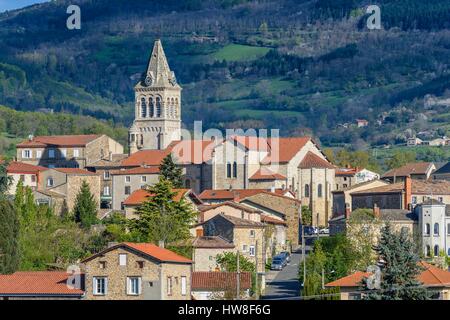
[{"xmin": 262, "ymin": 237, "xmax": 320, "ymax": 300}]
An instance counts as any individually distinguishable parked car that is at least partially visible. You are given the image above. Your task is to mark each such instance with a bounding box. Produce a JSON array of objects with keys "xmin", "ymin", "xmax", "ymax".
[
  {"xmin": 319, "ymin": 228, "xmax": 329, "ymax": 235},
  {"xmin": 304, "ymin": 226, "xmax": 318, "ymax": 236},
  {"xmin": 279, "ymin": 251, "xmax": 291, "ymax": 263},
  {"xmin": 271, "ymin": 256, "xmax": 285, "ymax": 271}
]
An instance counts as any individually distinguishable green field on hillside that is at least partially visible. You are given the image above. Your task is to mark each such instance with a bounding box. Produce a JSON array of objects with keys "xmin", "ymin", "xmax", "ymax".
[
  {"xmin": 370, "ymin": 145, "xmax": 450, "ymax": 164},
  {"xmin": 210, "ymin": 44, "xmax": 271, "ymax": 62}
]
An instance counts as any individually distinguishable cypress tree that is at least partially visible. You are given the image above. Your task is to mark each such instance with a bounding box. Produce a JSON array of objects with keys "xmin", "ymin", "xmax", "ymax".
[
  {"xmin": 364, "ymin": 224, "xmax": 429, "ymax": 300},
  {"xmin": 0, "ymin": 199, "xmax": 20, "ymax": 274},
  {"xmin": 0, "ymin": 159, "xmax": 19, "ymax": 274},
  {"xmin": 159, "ymin": 154, "xmax": 183, "ymax": 188},
  {"xmin": 0, "ymin": 159, "xmax": 11, "ymax": 195},
  {"xmin": 73, "ymin": 181, "xmax": 98, "ymax": 228}
]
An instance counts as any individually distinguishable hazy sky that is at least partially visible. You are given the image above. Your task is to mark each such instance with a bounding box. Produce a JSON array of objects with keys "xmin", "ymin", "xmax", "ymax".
[{"xmin": 0, "ymin": 0, "xmax": 49, "ymax": 12}]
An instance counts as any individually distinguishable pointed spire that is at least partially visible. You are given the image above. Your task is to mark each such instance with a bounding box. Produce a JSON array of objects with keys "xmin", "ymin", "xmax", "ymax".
[{"xmin": 142, "ymin": 39, "xmax": 178, "ymax": 88}]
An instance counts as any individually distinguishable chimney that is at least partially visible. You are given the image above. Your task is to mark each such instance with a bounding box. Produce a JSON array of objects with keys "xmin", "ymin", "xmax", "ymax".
[
  {"xmin": 345, "ymin": 203, "xmax": 351, "ymax": 219},
  {"xmin": 404, "ymin": 176, "xmax": 412, "ymax": 210},
  {"xmin": 196, "ymin": 229, "xmax": 204, "ymax": 237},
  {"xmin": 373, "ymin": 203, "xmax": 380, "ymax": 219},
  {"xmin": 107, "ymin": 242, "xmax": 118, "ymax": 248},
  {"xmin": 158, "ymin": 240, "xmax": 165, "ymax": 248}
]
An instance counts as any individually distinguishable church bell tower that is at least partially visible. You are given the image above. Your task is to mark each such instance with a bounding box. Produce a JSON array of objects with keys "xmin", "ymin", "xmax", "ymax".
[{"xmin": 129, "ymin": 39, "xmax": 181, "ymax": 154}]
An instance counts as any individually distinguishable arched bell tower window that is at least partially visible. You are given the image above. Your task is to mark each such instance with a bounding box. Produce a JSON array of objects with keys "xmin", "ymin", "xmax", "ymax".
[
  {"xmin": 141, "ymin": 97, "xmax": 147, "ymax": 118},
  {"xmin": 173, "ymin": 98, "xmax": 179, "ymax": 119},
  {"xmin": 171, "ymin": 98, "xmax": 175, "ymax": 118},
  {"xmin": 156, "ymin": 97, "xmax": 162, "ymax": 117},
  {"xmin": 149, "ymin": 97, "xmax": 154, "ymax": 118}
]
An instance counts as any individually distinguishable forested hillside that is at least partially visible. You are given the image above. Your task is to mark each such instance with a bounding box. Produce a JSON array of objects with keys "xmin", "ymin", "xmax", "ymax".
[
  {"xmin": 0, "ymin": 0, "xmax": 450, "ymax": 151},
  {"xmin": 0, "ymin": 105, "xmax": 128, "ymax": 157}
]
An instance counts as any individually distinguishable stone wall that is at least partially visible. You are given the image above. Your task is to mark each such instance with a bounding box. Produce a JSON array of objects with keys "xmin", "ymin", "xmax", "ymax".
[
  {"xmin": 83, "ymin": 246, "xmax": 191, "ymax": 300},
  {"xmin": 241, "ymin": 193, "xmax": 300, "ymax": 247},
  {"xmin": 66, "ymin": 174, "xmax": 101, "ymax": 212},
  {"xmin": 352, "ymin": 193, "xmax": 403, "ymax": 211},
  {"xmin": 193, "ymin": 248, "xmax": 235, "ymax": 272},
  {"xmin": 298, "ymin": 167, "xmax": 335, "ymax": 227},
  {"xmin": 233, "ymin": 227, "xmax": 265, "ymax": 273},
  {"xmin": 112, "ymin": 173, "xmax": 159, "ymax": 210}
]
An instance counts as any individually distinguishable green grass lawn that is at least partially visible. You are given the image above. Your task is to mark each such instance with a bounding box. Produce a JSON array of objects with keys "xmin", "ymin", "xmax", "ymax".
[
  {"xmin": 0, "ymin": 132, "xmax": 21, "ymax": 158},
  {"xmin": 210, "ymin": 44, "xmax": 271, "ymax": 62},
  {"xmin": 234, "ymin": 108, "xmax": 302, "ymax": 118},
  {"xmin": 370, "ymin": 145, "xmax": 450, "ymax": 162}
]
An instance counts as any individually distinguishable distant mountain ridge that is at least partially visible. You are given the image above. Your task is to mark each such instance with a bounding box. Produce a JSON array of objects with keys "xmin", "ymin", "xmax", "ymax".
[{"xmin": 0, "ymin": 0, "xmax": 449, "ymax": 149}]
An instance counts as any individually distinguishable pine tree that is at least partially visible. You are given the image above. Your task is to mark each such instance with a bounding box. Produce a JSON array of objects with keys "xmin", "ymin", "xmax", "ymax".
[
  {"xmin": 128, "ymin": 177, "xmax": 196, "ymax": 245},
  {"xmin": 159, "ymin": 154, "xmax": 183, "ymax": 188},
  {"xmin": 364, "ymin": 224, "xmax": 429, "ymax": 300},
  {"xmin": 73, "ymin": 181, "xmax": 98, "ymax": 228},
  {"xmin": 0, "ymin": 199, "xmax": 20, "ymax": 274}
]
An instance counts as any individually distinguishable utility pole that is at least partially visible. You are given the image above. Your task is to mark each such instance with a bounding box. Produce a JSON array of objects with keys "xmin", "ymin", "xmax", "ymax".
[
  {"xmin": 236, "ymin": 250, "xmax": 240, "ymax": 300},
  {"xmin": 321, "ymin": 268, "xmax": 325, "ymax": 290},
  {"xmin": 302, "ymin": 224, "xmax": 306, "ymax": 292},
  {"xmin": 316, "ymin": 212, "xmax": 320, "ymax": 241},
  {"xmin": 255, "ymin": 241, "xmax": 259, "ymax": 300}
]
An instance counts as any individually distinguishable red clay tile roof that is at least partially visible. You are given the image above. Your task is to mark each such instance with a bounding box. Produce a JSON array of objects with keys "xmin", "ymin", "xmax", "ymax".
[
  {"xmin": 335, "ymin": 167, "xmax": 362, "ymax": 176},
  {"xmin": 326, "ymin": 262, "xmax": 450, "ymax": 288},
  {"xmin": 418, "ymin": 262, "xmax": 450, "ymax": 286},
  {"xmin": 249, "ymin": 168, "xmax": 286, "ymax": 181},
  {"xmin": 262, "ymin": 137, "xmax": 312, "ymax": 164},
  {"xmin": 298, "ymin": 151, "xmax": 335, "ymax": 169},
  {"xmin": 192, "ymin": 236, "xmax": 235, "ymax": 249},
  {"xmin": 169, "ymin": 140, "xmax": 217, "ymax": 164},
  {"xmin": 54, "ymin": 168, "xmax": 98, "ymax": 175},
  {"xmin": 6, "ymin": 161, "xmax": 48, "ymax": 174},
  {"xmin": 218, "ymin": 214, "xmax": 265, "ymax": 228},
  {"xmin": 198, "ymin": 188, "xmax": 290, "ymax": 202},
  {"xmin": 261, "ymin": 215, "xmax": 287, "ymax": 226},
  {"xmin": 325, "ymin": 271, "xmax": 371, "ymax": 287},
  {"xmin": 87, "ymin": 154, "xmax": 128, "ymax": 168},
  {"xmin": 121, "ymin": 140, "xmax": 216, "ymax": 167},
  {"xmin": 230, "ymin": 136, "xmax": 271, "ymax": 151},
  {"xmin": 412, "ymin": 180, "xmax": 450, "ymax": 195},
  {"xmin": 82, "ymin": 242, "xmax": 192, "ymax": 264},
  {"xmin": 198, "ymin": 201, "xmax": 262, "ymax": 213},
  {"xmin": 111, "ymin": 166, "xmax": 160, "ymax": 175},
  {"xmin": 121, "ymin": 149, "xmax": 171, "ymax": 167},
  {"xmin": 381, "ymin": 162, "xmax": 434, "ymax": 178},
  {"xmin": 123, "ymin": 242, "xmax": 192, "ymax": 263},
  {"xmin": 351, "ymin": 180, "xmax": 450, "ymax": 195},
  {"xmin": 0, "ymin": 271, "xmax": 84, "ymax": 296},
  {"xmin": 192, "ymin": 272, "xmax": 252, "ymax": 291},
  {"xmin": 17, "ymin": 135, "xmax": 102, "ymax": 148},
  {"xmin": 351, "ymin": 182, "xmax": 404, "ymax": 195},
  {"xmin": 123, "ymin": 188, "xmax": 190, "ymax": 206}
]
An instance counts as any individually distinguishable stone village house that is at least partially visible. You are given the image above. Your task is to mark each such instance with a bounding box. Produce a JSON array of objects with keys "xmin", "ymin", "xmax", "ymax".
[
  {"xmin": 81, "ymin": 242, "xmax": 192, "ymax": 300},
  {"xmin": 16, "ymin": 134, "xmax": 123, "ymax": 169},
  {"xmin": 33, "ymin": 167, "xmax": 101, "ymax": 215}
]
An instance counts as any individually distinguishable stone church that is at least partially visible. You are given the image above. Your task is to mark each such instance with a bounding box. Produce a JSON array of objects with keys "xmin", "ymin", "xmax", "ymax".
[
  {"xmin": 125, "ymin": 40, "xmax": 336, "ymax": 226},
  {"xmin": 129, "ymin": 39, "xmax": 182, "ymax": 153}
]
